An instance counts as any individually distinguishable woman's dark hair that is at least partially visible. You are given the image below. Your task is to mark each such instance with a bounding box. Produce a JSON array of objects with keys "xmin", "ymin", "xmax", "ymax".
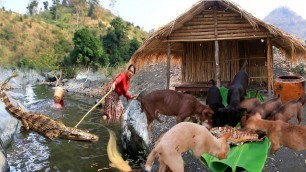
[{"xmin": 127, "ymin": 64, "xmax": 136, "ymax": 74}]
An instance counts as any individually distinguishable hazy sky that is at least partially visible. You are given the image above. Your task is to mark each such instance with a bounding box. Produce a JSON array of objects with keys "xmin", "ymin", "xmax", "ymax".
[{"xmin": 2, "ymin": 0, "xmax": 306, "ymax": 31}]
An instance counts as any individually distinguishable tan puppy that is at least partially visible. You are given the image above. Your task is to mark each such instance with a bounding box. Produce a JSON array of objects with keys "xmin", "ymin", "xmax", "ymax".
[
  {"xmin": 268, "ymin": 96, "xmax": 305, "ymax": 124},
  {"xmin": 245, "ymin": 113, "xmax": 306, "ymax": 154},
  {"xmin": 145, "ymin": 122, "xmax": 231, "ymax": 172}
]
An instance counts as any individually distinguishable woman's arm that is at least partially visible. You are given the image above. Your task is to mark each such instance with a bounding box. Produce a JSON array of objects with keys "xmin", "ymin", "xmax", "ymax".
[
  {"xmin": 123, "ymin": 92, "xmax": 132, "ymax": 100},
  {"xmin": 111, "ymin": 73, "xmax": 124, "ymax": 90}
]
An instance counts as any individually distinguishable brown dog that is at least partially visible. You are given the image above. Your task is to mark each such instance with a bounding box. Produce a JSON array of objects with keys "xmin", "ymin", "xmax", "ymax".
[
  {"xmin": 141, "ymin": 89, "xmax": 214, "ymax": 133},
  {"xmin": 240, "ymin": 96, "xmax": 282, "ymax": 127},
  {"xmin": 249, "ymin": 96, "xmax": 282, "ymax": 118},
  {"xmin": 144, "ymin": 122, "xmax": 231, "ymax": 172},
  {"xmin": 268, "ymin": 96, "xmax": 305, "ymax": 124},
  {"xmin": 239, "ymin": 93, "xmax": 261, "ymax": 127},
  {"xmin": 245, "ymin": 113, "xmax": 306, "ymax": 154},
  {"xmin": 239, "ymin": 92, "xmax": 262, "ymax": 114}
]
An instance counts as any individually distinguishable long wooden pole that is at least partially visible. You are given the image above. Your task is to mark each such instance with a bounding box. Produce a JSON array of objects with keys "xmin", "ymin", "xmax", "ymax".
[
  {"xmin": 267, "ymin": 38, "xmax": 273, "ymax": 96},
  {"xmin": 166, "ymin": 42, "xmax": 171, "ymax": 89},
  {"xmin": 74, "ymin": 89, "xmax": 112, "ymax": 128},
  {"xmin": 214, "ymin": 7, "xmax": 220, "ymax": 87},
  {"xmin": 215, "ymin": 40, "xmax": 220, "ymax": 87}
]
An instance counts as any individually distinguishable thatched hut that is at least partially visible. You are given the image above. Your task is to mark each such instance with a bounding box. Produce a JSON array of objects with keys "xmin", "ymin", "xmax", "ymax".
[{"xmin": 130, "ymin": 0, "xmax": 306, "ymax": 93}]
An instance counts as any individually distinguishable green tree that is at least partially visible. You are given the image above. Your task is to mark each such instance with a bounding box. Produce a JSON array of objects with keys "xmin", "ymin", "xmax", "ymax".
[
  {"xmin": 70, "ymin": 28, "xmax": 108, "ymax": 69},
  {"xmin": 62, "ymin": 0, "xmax": 68, "ymax": 7},
  {"xmin": 128, "ymin": 37, "xmax": 140, "ymax": 58},
  {"xmin": 26, "ymin": 0, "xmax": 38, "ymax": 15},
  {"xmin": 43, "ymin": 1, "xmax": 49, "ymax": 10},
  {"xmin": 102, "ymin": 17, "xmax": 131, "ymax": 66},
  {"xmin": 109, "ymin": 0, "xmax": 116, "ymax": 10},
  {"xmin": 88, "ymin": 0, "xmax": 99, "ymax": 17},
  {"xmin": 70, "ymin": 0, "xmax": 87, "ymax": 29},
  {"xmin": 50, "ymin": 0, "xmax": 60, "ymax": 20}
]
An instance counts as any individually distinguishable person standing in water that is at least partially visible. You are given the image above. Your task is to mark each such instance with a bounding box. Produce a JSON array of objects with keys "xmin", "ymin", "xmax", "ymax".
[
  {"xmin": 103, "ymin": 64, "xmax": 137, "ymax": 120},
  {"xmin": 53, "ymin": 71, "xmax": 65, "ymax": 109}
]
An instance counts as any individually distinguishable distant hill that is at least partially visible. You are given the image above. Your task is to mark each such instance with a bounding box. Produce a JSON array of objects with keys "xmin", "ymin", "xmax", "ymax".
[
  {"xmin": 264, "ymin": 7, "xmax": 306, "ymax": 41},
  {"xmin": 0, "ymin": 5, "xmax": 147, "ymax": 69}
]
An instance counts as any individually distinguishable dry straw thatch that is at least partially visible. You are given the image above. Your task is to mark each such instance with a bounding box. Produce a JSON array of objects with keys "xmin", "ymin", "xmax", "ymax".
[{"xmin": 130, "ymin": 0, "xmax": 306, "ymax": 68}]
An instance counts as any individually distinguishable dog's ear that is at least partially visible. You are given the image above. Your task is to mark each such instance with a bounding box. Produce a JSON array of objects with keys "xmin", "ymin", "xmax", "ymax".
[
  {"xmin": 203, "ymin": 108, "xmax": 214, "ymax": 115},
  {"xmin": 203, "ymin": 104, "xmax": 211, "ymax": 109},
  {"xmin": 253, "ymin": 113, "xmax": 262, "ymax": 119}
]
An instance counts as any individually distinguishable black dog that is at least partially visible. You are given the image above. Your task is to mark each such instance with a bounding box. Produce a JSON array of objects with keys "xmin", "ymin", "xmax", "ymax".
[
  {"xmin": 206, "ymin": 80, "xmax": 227, "ymax": 127},
  {"xmin": 219, "ymin": 61, "xmax": 248, "ymax": 126}
]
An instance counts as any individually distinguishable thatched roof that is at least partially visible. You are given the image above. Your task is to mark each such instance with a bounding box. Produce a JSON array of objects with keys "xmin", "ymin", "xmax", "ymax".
[{"xmin": 130, "ymin": 0, "xmax": 306, "ymax": 67}]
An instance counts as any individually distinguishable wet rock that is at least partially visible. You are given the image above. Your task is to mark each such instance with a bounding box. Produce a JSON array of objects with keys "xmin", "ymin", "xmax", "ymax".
[
  {"xmin": 76, "ymin": 71, "xmax": 106, "ymax": 82},
  {"xmin": 0, "ymin": 140, "xmax": 9, "ymax": 172},
  {"xmin": 0, "ymin": 68, "xmax": 45, "ymax": 88},
  {"xmin": 62, "ymin": 79, "xmax": 69, "ymax": 83},
  {"xmin": 94, "ymin": 98, "xmax": 103, "ymax": 108},
  {"xmin": 121, "ymin": 100, "xmax": 150, "ymax": 165},
  {"xmin": 43, "ymin": 71, "xmax": 59, "ymax": 82},
  {"xmin": 0, "ymin": 95, "xmax": 20, "ymax": 146},
  {"xmin": 23, "ymin": 70, "xmax": 46, "ymax": 84},
  {"xmin": 0, "ymin": 94, "xmax": 20, "ymax": 172}
]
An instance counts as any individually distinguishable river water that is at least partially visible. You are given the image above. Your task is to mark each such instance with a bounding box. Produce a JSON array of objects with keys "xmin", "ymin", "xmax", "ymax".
[{"xmin": 6, "ymin": 84, "xmax": 122, "ymax": 172}]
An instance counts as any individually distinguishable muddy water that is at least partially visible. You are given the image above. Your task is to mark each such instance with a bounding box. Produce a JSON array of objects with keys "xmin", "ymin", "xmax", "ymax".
[{"xmin": 7, "ymin": 84, "xmax": 122, "ymax": 172}]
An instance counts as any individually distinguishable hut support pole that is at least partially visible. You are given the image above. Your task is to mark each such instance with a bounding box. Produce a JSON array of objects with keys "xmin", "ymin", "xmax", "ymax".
[
  {"xmin": 267, "ymin": 38, "xmax": 273, "ymax": 96},
  {"xmin": 215, "ymin": 40, "xmax": 220, "ymax": 87},
  {"xmin": 213, "ymin": 7, "xmax": 220, "ymax": 87},
  {"xmin": 166, "ymin": 42, "xmax": 171, "ymax": 89}
]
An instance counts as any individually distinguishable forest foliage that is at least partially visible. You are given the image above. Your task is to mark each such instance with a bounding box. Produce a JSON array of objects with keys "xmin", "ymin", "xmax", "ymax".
[{"xmin": 0, "ymin": 0, "xmax": 147, "ymax": 74}]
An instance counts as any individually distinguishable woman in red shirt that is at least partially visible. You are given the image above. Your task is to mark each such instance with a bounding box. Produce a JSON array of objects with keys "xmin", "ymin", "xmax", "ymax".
[{"xmin": 103, "ymin": 64, "xmax": 136, "ymax": 120}]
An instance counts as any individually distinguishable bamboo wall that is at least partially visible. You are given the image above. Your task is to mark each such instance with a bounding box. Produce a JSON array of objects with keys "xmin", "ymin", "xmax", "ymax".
[
  {"xmin": 220, "ymin": 41, "xmax": 240, "ymax": 82},
  {"xmin": 239, "ymin": 40, "xmax": 267, "ymax": 83},
  {"xmin": 183, "ymin": 42, "xmax": 215, "ymax": 82},
  {"xmin": 182, "ymin": 40, "xmax": 267, "ymax": 84}
]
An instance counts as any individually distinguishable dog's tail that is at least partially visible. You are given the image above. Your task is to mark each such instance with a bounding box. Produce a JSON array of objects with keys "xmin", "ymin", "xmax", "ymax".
[
  {"xmin": 137, "ymin": 90, "xmax": 150, "ymax": 113},
  {"xmin": 136, "ymin": 90, "xmax": 144, "ymax": 102},
  {"xmin": 241, "ymin": 60, "xmax": 248, "ymax": 71},
  {"xmin": 208, "ymin": 79, "xmax": 216, "ymax": 86},
  {"xmin": 140, "ymin": 98, "xmax": 145, "ymax": 113},
  {"xmin": 144, "ymin": 149, "xmax": 158, "ymax": 172}
]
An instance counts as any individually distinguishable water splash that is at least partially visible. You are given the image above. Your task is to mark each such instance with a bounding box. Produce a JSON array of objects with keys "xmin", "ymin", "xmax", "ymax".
[{"xmin": 24, "ymin": 84, "xmax": 37, "ymax": 105}]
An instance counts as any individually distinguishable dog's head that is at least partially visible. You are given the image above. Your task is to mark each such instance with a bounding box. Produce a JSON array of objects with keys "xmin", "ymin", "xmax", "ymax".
[
  {"xmin": 240, "ymin": 113, "xmax": 248, "ymax": 128},
  {"xmin": 218, "ymin": 106, "xmax": 246, "ymax": 127},
  {"xmin": 200, "ymin": 105, "xmax": 214, "ymax": 129},
  {"xmin": 244, "ymin": 113, "xmax": 261, "ymax": 131},
  {"xmin": 216, "ymin": 133, "xmax": 231, "ymax": 159}
]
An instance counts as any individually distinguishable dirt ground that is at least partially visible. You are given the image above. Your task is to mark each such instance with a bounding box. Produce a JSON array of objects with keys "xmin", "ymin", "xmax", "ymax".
[{"xmin": 128, "ymin": 55, "xmax": 306, "ymax": 172}]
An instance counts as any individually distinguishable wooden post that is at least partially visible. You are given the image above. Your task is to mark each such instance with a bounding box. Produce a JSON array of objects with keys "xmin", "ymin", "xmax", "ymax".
[
  {"xmin": 214, "ymin": 6, "xmax": 220, "ymax": 87},
  {"xmin": 166, "ymin": 42, "xmax": 171, "ymax": 90},
  {"xmin": 182, "ymin": 43, "xmax": 186, "ymax": 82},
  {"xmin": 215, "ymin": 40, "xmax": 220, "ymax": 87},
  {"xmin": 267, "ymin": 38, "xmax": 273, "ymax": 96}
]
